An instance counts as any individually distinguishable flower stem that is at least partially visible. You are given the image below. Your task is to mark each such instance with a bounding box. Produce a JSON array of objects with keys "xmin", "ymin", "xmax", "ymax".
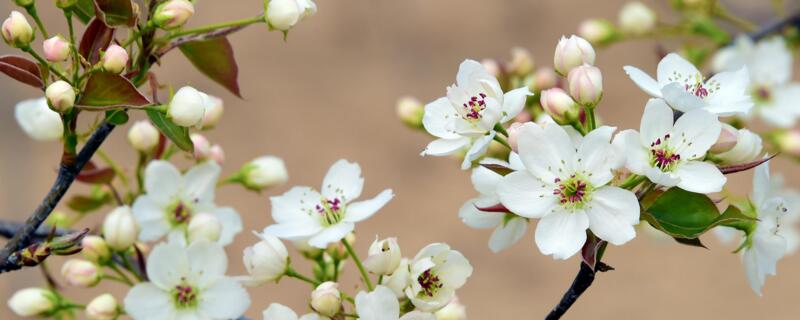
[
  {"xmin": 24, "ymin": 5, "xmax": 48, "ymax": 38},
  {"xmin": 618, "ymin": 175, "xmax": 645, "ymax": 190},
  {"xmin": 168, "ymin": 15, "xmax": 264, "ymax": 39},
  {"xmin": 493, "ymin": 134, "xmax": 512, "ymax": 150},
  {"xmin": 96, "ymin": 148, "xmax": 131, "ymax": 194},
  {"xmin": 105, "ymin": 264, "xmax": 134, "ymax": 286},
  {"xmin": 286, "ymin": 267, "xmax": 320, "ymax": 287},
  {"xmin": 342, "ymin": 238, "xmax": 374, "ymax": 291},
  {"xmin": 583, "ymin": 105, "xmax": 596, "ymax": 132},
  {"xmin": 22, "ymin": 46, "xmax": 72, "ymax": 84}
]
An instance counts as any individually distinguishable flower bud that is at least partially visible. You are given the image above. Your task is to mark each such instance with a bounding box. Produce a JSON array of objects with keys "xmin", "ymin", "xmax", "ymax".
[
  {"xmin": 242, "ymin": 156, "xmax": 289, "ymax": 191},
  {"xmin": 187, "ymin": 212, "xmax": 222, "ymax": 243},
  {"xmin": 619, "ymin": 2, "xmax": 656, "ymax": 35},
  {"xmin": 776, "ymin": 129, "xmax": 800, "ymax": 157},
  {"xmin": 326, "ymin": 233, "xmax": 355, "ymax": 260},
  {"xmin": 709, "ymin": 123, "xmax": 738, "ymax": 154},
  {"xmin": 81, "ymin": 235, "xmax": 111, "ymax": 264},
  {"xmin": 310, "ymin": 281, "xmax": 341, "ymax": 317},
  {"xmin": 56, "ymin": 0, "xmax": 78, "ymax": 9},
  {"xmin": 168, "ymin": 86, "xmax": 206, "ymax": 127},
  {"xmin": 14, "ymin": 0, "xmax": 34, "ymax": 7},
  {"xmin": 190, "ymin": 133, "xmax": 212, "ymax": 160},
  {"xmin": 243, "ymin": 232, "xmax": 289, "ymax": 286},
  {"xmin": 209, "ymin": 145, "xmax": 225, "ymax": 165},
  {"xmin": 102, "ymin": 206, "xmax": 138, "ymax": 251},
  {"xmin": 266, "ymin": 0, "xmax": 317, "ymax": 31},
  {"xmin": 507, "ymin": 122, "xmax": 524, "ymax": 152},
  {"xmin": 553, "ymin": 35, "xmax": 595, "ymax": 75},
  {"xmin": 43, "ymin": 36, "xmax": 70, "ymax": 62},
  {"xmin": 127, "ymin": 120, "xmax": 160, "ymax": 153},
  {"xmin": 85, "ymin": 294, "xmax": 118, "ymax": 320},
  {"xmin": 715, "ymin": 128, "xmax": 763, "ymax": 164},
  {"xmin": 578, "ymin": 19, "xmax": 616, "ymax": 45},
  {"xmin": 201, "ymin": 94, "xmax": 224, "ymax": 129},
  {"xmin": 102, "ymin": 44, "xmax": 128, "ymax": 74},
  {"xmin": 567, "ymin": 64, "xmax": 603, "ymax": 106},
  {"xmin": 292, "ymin": 239, "xmax": 323, "ymax": 259},
  {"xmin": 532, "ymin": 67, "xmax": 558, "ymax": 91},
  {"xmin": 396, "ymin": 96, "xmax": 424, "ymax": 128},
  {"xmin": 540, "ymin": 88, "xmax": 579, "ymax": 124},
  {"xmin": 481, "ymin": 59, "xmax": 501, "ymax": 77},
  {"xmin": 153, "ymin": 0, "xmax": 194, "ymax": 29},
  {"xmin": 61, "ymin": 259, "xmax": 101, "ymax": 287},
  {"xmin": 45, "ymin": 81, "xmax": 76, "ymax": 112},
  {"xmin": 364, "ymin": 237, "xmax": 401, "ymax": 275},
  {"xmin": 2, "ymin": 11, "xmax": 33, "ymax": 48},
  {"xmin": 509, "ymin": 47, "xmax": 534, "ymax": 75},
  {"xmin": 435, "ymin": 298, "xmax": 467, "ymax": 320},
  {"xmin": 8, "ymin": 288, "xmax": 57, "ymax": 317}
]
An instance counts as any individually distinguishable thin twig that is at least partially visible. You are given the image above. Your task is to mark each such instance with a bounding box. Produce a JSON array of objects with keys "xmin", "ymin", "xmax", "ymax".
[
  {"xmin": 750, "ymin": 10, "xmax": 800, "ymax": 40},
  {"xmin": 0, "ymin": 221, "xmax": 70, "ymax": 240},
  {"xmin": 155, "ymin": 25, "xmax": 247, "ymax": 59},
  {"xmin": 545, "ymin": 262, "xmax": 598, "ymax": 320}
]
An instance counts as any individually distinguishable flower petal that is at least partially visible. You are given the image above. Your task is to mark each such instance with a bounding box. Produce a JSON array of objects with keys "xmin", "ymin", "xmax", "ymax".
[
  {"xmin": 187, "ymin": 241, "xmax": 228, "ymax": 288},
  {"xmin": 263, "ymin": 303, "xmax": 299, "ymax": 320},
  {"xmin": 144, "ymin": 161, "xmax": 182, "ymax": 205},
  {"xmin": 471, "ymin": 158, "xmax": 507, "ymax": 195},
  {"xmin": 534, "ymin": 210, "xmax": 589, "ymax": 260},
  {"xmin": 662, "ymin": 82, "xmax": 705, "ymax": 112},
  {"xmin": 501, "ymin": 87, "xmax": 533, "ymax": 122},
  {"xmin": 496, "ymin": 171, "xmax": 556, "ymax": 219},
  {"xmin": 321, "ymin": 159, "xmax": 364, "ymax": 203},
  {"xmin": 422, "ymin": 97, "xmax": 460, "ymax": 139},
  {"xmin": 488, "ymin": 216, "xmax": 527, "ymax": 253},
  {"xmin": 674, "ymin": 161, "xmax": 726, "ymax": 193},
  {"xmin": 577, "ymin": 126, "xmax": 617, "ymax": 186},
  {"xmin": 344, "ymin": 189, "xmax": 394, "ymax": 222},
  {"xmin": 147, "ymin": 242, "xmax": 190, "ymax": 289},
  {"xmin": 459, "ymin": 197, "xmax": 503, "ymax": 229},
  {"xmin": 14, "ymin": 97, "xmax": 64, "ymax": 141},
  {"xmin": 308, "ymin": 222, "xmax": 354, "ymax": 248},
  {"xmin": 752, "ymin": 160, "xmax": 771, "ymax": 207},
  {"xmin": 656, "ymin": 53, "xmax": 701, "ymax": 88},
  {"xmin": 587, "ymin": 187, "xmax": 639, "ymax": 245},
  {"xmin": 671, "ymin": 109, "xmax": 721, "ymax": 160},
  {"xmin": 461, "ymin": 133, "xmax": 495, "ymax": 170},
  {"xmin": 124, "ymin": 283, "xmax": 176, "ymax": 320},
  {"xmin": 421, "ymin": 137, "xmax": 470, "ymax": 157},
  {"xmin": 212, "ymin": 206, "xmax": 243, "ymax": 246},
  {"xmin": 182, "ymin": 161, "xmax": 221, "ymax": 207},
  {"xmin": 264, "ymin": 220, "xmax": 323, "ymax": 240},
  {"xmin": 356, "ymin": 285, "xmax": 400, "ymax": 320},
  {"xmin": 516, "ymin": 122, "xmax": 573, "ymax": 182},
  {"xmin": 198, "ymin": 278, "xmax": 251, "ymax": 319},
  {"xmin": 703, "ymin": 67, "xmax": 753, "ymax": 116},
  {"xmin": 271, "ymin": 187, "xmax": 323, "ymax": 224},
  {"xmin": 619, "ymin": 130, "xmax": 649, "ymax": 175},
  {"xmin": 132, "ymin": 195, "xmax": 171, "ymax": 242},
  {"xmin": 623, "ymin": 66, "xmax": 662, "ymax": 97},
  {"xmin": 639, "ymin": 98, "xmax": 674, "ymax": 147}
]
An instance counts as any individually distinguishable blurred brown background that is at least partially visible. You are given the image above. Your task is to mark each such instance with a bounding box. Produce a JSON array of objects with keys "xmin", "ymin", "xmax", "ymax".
[{"xmin": 2, "ymin": 0, "xmax": 800, "ymax": 319}]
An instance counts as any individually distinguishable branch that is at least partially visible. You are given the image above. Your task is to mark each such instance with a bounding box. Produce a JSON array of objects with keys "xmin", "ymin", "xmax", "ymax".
[
  {"xmin": 545, "ymin": 261, "xmax": 610, "ymax": 320},
  {"xmin": 0, "ymin": 221, "xmax": 69, "ymax": 240},
  {"xmin": 750, "ymin": 10, "xmax": 800, "ymax": 40},
  {"xmin": 0, "ymin": 122, "xmax": 115, "ymax": 273},
  {"xmin": 155, "ymin": 25, "xmax": 247, "ymax": 60}
]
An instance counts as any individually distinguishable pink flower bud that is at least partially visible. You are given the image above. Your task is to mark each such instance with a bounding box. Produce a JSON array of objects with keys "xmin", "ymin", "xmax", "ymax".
[
  {"xmin": 61, "ymin": 259, "xmax": 101, "ymax": 287},
  {"xmin": 481, "ymin": 59, "xmax": 501, "ymax": 78},
  {"xmin": 2, "ymin": 11, "xmax": 33, "ymax": 48},
  {"xmin": 567, "ymin": 64, "xmax": 603, "ymax": 106},
  {"xmin": 507, "ymin": 122, "xmax": 524, "ymax": 153},
  {"xmin": 153, "ymin": 0, "xmax": 194, "ymax": 29},
  {"xmin": 45, "ymin": 81, "xmax": 76, "ymax": 112},
  {"xmin": 85, "ymin": 294, "xmax": 118, "ymax": 320},
  {"xmin": 102, "ymin": 44, "xmax": 128, "ymax": 74},
  {"xmin": 540, "ymin": 88, "xmax": 579, "ymax": 124},
  {"xmin": 532, "ymin": 67, "xmax": 558, "ymax": 91},
  {"xmin": 201, "ymin": 94, "xmax": 224, "ymax": 129},
  {"xmin": 553, "ymin": 35, "xmax": 595, "ymax": 75},
  {"xmin": 209, "ymin": 144, "xmax": 225, "ymax": 165},
  {"xmin": 190, "ymin": 133, "xmax": 211, "ymax": 159},
  {"xmin": 578, "ymin": 19, "xmax": 616, "ymax": 45},
  {"xmin": 709, "ymin": 123, "xmax": 738, "ymax": 153},
  {"xmin": 81, "ymin": 235, "xmax": 111, "ymax": 264},
  {"xmin": 509, "ymin": 47, "xmax": 534, "ymax": 75},
  {"xmin": 43, "ymin": 36, "xmax": 70, "ymax": 62}
]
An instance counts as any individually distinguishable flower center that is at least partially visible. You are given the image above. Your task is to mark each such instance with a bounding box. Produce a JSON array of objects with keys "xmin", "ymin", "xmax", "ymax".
[
  {"xmin": 649, "ymin": 134, "xmax": 681, "ymax": 171},
  {"xmin": 462, "ymin": 93, "xmax": 487, "ymax": 120},
  {"xmin": 167, "ymin": 201, "xmax": 193, "ymax": 225},
  {"xmin": 752, "ymin": 85, "xmax": 773, "ymax": 104},
  {"xmin": 417, "ymin": 269, "xmax": 443, "ymax": 297},
  {"xmin": 172, "ymin": 283, "xmax": 198, "ymax": 309},
  {"xmin": 668, "ymin": 72, "xmax": 719, "ymax": 99},
  {"xmin": 316, "ymin": 198, "xmax": 344, "ymax": 226},
  {"xmin": 553, "ymin": 175, "xmax": 593, "ymax": 210}
]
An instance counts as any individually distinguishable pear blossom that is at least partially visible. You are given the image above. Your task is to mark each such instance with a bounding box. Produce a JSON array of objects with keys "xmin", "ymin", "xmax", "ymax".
[
  {"xmin": 459, "ymin": 156, "xmax": 528, "ymax": 253},
  {"xmin": 265, "ymin": 159, "xmax": 393, "ymax": 248},
  {"xmin": 262, "ymin": 303, "xmax": 325, "ymax": 320},
  {"xmin": 132, "ymin": 160, "xmax": 242, "ymax": 246},
  {"xmin": 496, "ymin": 122, "xmax": 640, "ymax": 259},
  {"xmin": 713, "ymin": 128, "xmax": 763, "ymax": 165},
  {"xmin": 434, "ymin": 298, "xmax": 467, "ymax": 320},
  {"xmin": 266, "ymin": 0, "xmax": 317, "ymax": 31},
  {"xmin": 420, "ymin": 59, "xmax": 532, "ymax": 169},
  {"xmin": 242, "ymin": 232, "xmax": 289, "ymax": 286},
  {"xmin": 364, "ymin": 236, "xmax": 402, "ymax": 275},
  {"xmin": 618, "ymin": 99, "xmax": 725, "ymax": 193},
  {"xmin": 124, "ymin": 241, "xmax": 250, "ymax": 320},
  {"xmin": 712, "ymin": 36, "xmax": 800, "ymax": 128},
  {"xmin": 8, "ymin": 288, "xmax": 57, "ymax": 317},
  {"xmin": 380, "ymin": 258, "xmax": 411, "ymax": 298},
  {"xmin": 405, "ymin": 244, "xmax": 472, "ymax": 312},
  {"xmin": 14, "ymin": 98, "xmax": 64, "ymax": 141},
  {"xmin": 356, "ymin": 285, "xmax": 436, "ymax": 320},
  {"xmin": 624, "ymin": 53, "xmax": 753, "ymax": 116}
]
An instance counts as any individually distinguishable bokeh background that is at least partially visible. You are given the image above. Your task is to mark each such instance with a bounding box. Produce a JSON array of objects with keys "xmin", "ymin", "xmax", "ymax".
[{"xmin": 2, "ymin": 0, "xmax": 800, "ymax": 318}]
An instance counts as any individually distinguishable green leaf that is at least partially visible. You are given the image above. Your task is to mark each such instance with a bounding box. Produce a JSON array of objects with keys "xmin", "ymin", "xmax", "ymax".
[
  {"xmin": 73, "ymin": 0, "xmax": 97, "ymax": 24},
  {"xmin": 93, "ymin": 0, "xmax": 136, "ymax": 27},
  {"xmin": 179, "ymin": 37, "xmax": 241, "ymax": 97},
  {"xmin": 643, "ymin": 187, "xmax": 756, "ymax": 239},
  {"xmin": 67, "ymin": 193, "xmax": 110, "ymax": 213},
  {"xmin": 146, "ymin": 109, "xmax": 194, "ymax": 152},
  {"xmin": 78, "ymin": 72, "xmax": 150, "ymax": 107},
  {"xmin": 105, "ymin": 109, "xmax": 129, "ymax": 125}
]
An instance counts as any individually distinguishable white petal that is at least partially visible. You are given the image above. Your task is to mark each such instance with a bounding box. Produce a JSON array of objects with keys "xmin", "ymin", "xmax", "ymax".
[
  {"xmin": 674, "ymin": 161, "xmax": 726, "ymax": 193},
  {"xmin": 437, "ymin": 250, "xmax": 473, "ymax": 289},
  {"xmin": 421, "ymin": 137, "xmax": 470, "ymax": 156},
  {"xmin": 400, "ymin": 311, "xmax": 436, "ymax": 320},
  {"xmin": 496, "ymin": 171, "xmax": 556, "ymax": 218},
  {"xmin": 576, "ymin": 126, "xmax": 616, "ymax": 186},
  {"xmin": 619, "ymin": 130, "xmax": 649, "ymax": 175},
  {"xmin": 457, "ymin": 60, "xmax": 502, "ymax": 98},
  {"xmin": 344, "ymin": 189, "xmax": 394, "ymax": 222},
  {"xmin": 623, "ymin": 66, "xmax": 662, "ymax": 97},
  {"xmin": 752, "ymin": 160, "xmax": 771, "ymax": 207},
  {"xmin": 422, "ymin": 97, "xmax": 460, "ymax": 139},
  {"xmin": 501, "ymin": 87, "xmax": 532, "ymax": 122},
  {"xmin": 182, "ymin": 161, "xmax": 221, "ymax": 207},
  {"xmin": 587, "ymin": 187, "xmax": 639, "ymax": 245},
  {"xmin": 264, "ymin": 220, "xmax": 323, "ymax": 240},
  {"xmin": 212, "ymin": 206, "xmax": 243, "ymax": 246},
  {"xmin": 459, "ymin": 197, "xmax": 503, "ymax": 229},
  {"xmin": 656, "ymin": 53, "xmax": 701, "ymax": 88},
  {"xmin": 534, "ymin": 210, "xmax": 589, "ymax": 260},
  {"xmin": 322, "ymin": 159, "xmax": 364, "ymax": 202},
  {"xmin": 471, "ymin": 159, "xmax": 507, "ymax": 195},
  {"xmin": 308, "ymin": 222, "xmax": 354, "ymax": 248},
  {"xmin": 644, "ymin": 166, "xmax": 680, "ymax": 187},
  {"xmin": 271, "ymin": 187, "xmax": 323, "ymax": 224},
  {"xmin": 355, "ymin": 286, "xmax": 400, "ymax": 320},
  {"xmin": 146, "ymin": 242, "xmax": 189, "ymax": 289},
  {"xmin": 187, "ymin": 241, "xmax": 228, "ymax": 287},
  {"xmin": 144, "ymin": 161, "xmax": 182, "ymax": 205},
  {"xmin": 516, "ymin": 122, "xmax": 573, "ymax": 182},
  {"xmin": 263, "ymin": 303, "xmax": 299, "ymax": 320},
  {"xmin": 639, "ymin": 99, "xmax": 674, "ymax": 147},
  {"xmin": 132, "ymin": 195, "xmax": 171, "ymax": 242},
  {"xmin": 488, "ymin": 216, "xmax": 527, "ymax": 252},
  {"xmin": 14, "ymin": 97, "xmax": 64, "ymax": 141},
  {"xmin": 671, "ymin": 109, "xmax": 721, "ymax": 160},
  {"xmin": 704, "ymin": 67, "xmax": 754, "ymax": 116},
  {"xmin": 461, "ymin": 133, "xmax": 495, "ymax": 170},
  {"xmin": 198, "ymin": 278, "xmax": 251, "ymax": 319},
  {"xmin": 124, "ymin": 283, "xmax": 176, "ymax": 320},
  {"xmin": 662, "ymin": 83, "xmax": 705, "ymax": 112},
  {"xmin": 750, "ymin": 37, "xmax": 791, "ymax": 85}
]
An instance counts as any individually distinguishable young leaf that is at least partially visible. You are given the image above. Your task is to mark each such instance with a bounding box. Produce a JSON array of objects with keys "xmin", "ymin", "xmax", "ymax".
[
  {"xmin": 179, "ymin": 37, "xmax": 241, "ymax": 97},
  {"xmin": 67, "ymin": 194, "xmax": 110, "ymax": 213},
  {"xmin": 93, "ymin": 0, "xmax": 136, "ymax": 27},
  {"xmin": 79, "ymin": 18, "xmax": 116, "ymax": 64},
  {"xmin": 0, "ymin": 55, "xmax": 43, "ymax": 88},
  {"xmin": 73, "ymin": 0, "xmax": 97, "ymax": 24},
  {"xmin": 643, "ymin": 187, "xmax": 756, "ymax": 239},
  {"xmin": 146, "ymin": 109, "xmax": 194, "ymax": 152},
  {"xmin": 105, "ymin": 109, "xmax": 129, "ymax": 125},
  {"xmin": 480, "ymin": 163, "xmax": 513, "ymax": 176},
  {"xmin": 78, "ymin": 72, "xmax": 151, "ymax": 107},
  {"xmin": 77, "ymin": 161, "xmax": 115, "ymax": 185},
  {"xmin": 719, "ymin": 155, "xmax": 776, "ymax": 175}
]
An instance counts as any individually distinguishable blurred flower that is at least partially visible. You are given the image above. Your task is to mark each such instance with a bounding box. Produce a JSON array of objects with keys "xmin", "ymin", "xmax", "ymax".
[
  {"xmin": 81, "ymin": 235, "xmax": 111, "ymax": 264},
  {"xmin": 201, "ymin": 94, "xmax": 224, "ymax": 129},
  {"xmin": 128, "ymin": 121, "xmax": 160, "ymax": 153},
  {"xmin": 187, "ymin": 213, "xmax": 223, "ymax": 243},
  {"xmin": 553, "ymin": 35, "xmax": 595, "ymax": 75},
  {"xmin": 532, "ymin": 67, "xmax": 558, "ymax": 91},
  {"xmin": 775, "ymin": 129, "xmax": 800, "ymax": 157},
  {"xmin": 713, "ymin": 128, "xmax": 762, "ymax": 165},
  {"xmin": 266, "ymin": 0, "xmax": 317, "ymax": 31},
  {"xmin": 191, "ymin": 133, "xmax": 212, "ymax": 159},
  {"xmin": 540, "ymin": 88, "xmax": 579, "ymax": 124},
  {"xmin": 103, "ymin": 206, "xmax": 138, "ymax": 251},
  {"xmin": 86, "ymin": 294, "xmax": 119, "ymax": 320},
  {"xmin": 397, "ymin": 96, "xmax": 424, "ymax": 128},
  {"xmin": 153, "ymin": 0, "xmax": 194, "ymax": 29},
  {"xmin": 405, "ymin": 243, "xmax": 472, "ymax": 312},
  {"xmin": 380, "ymin": 258, "xmax": 411, "ymax": 298},
  {"xmin": 209, "ymin": 145, "xmax": 225, "ymax": 165},
  {"xmin": 240, "ymin": 155, "xmax": 289, "ymax": 191},
  {"xmin": 102, "ymin": 44, "xmax": 128, "ymax": 74},
  {"xmin": 434, "ymin": 298, "xmax": 467, "ymax": 320},
  {"xmin": 618, "ymin": 2, "xmax": 656, "ymax": 35},
  {"xmin": 708, "ymin": 123, "xmax": 738, "ymax": 154},
  {"xmin": 168, "ymin": 86, "xmax": 207, "ymax": 127},
  {"xmin": 8, "ymin": 288, "xmax": 57, "ymax": 317},
  {"xmin": 364, "ymin": 236, "xmax": 402, "ymax": 275},
  {"xmin": 2, "ymin": 11, "xmax": 32, "ymax": 48},
  {"xmin": 61, "ymin": 259, "xmax": 101, "ymax": 287},
  {"xmin": 45, "ymin": 80, "xmax": 75, "ymax": 113},
  {"xmin": 15, "ymin": 97, "xmax": 63, "ymax": 141},
  {"xmin": 578, "ymin": 19, "xmax": 615, "ymax": 45},
  {"xmin": 509, "ymin": 47, "xmax": 534, "ymax": 75},
  {"xmin": 43, "ymin": 35, "xmax": 70, "ymax": 62}
]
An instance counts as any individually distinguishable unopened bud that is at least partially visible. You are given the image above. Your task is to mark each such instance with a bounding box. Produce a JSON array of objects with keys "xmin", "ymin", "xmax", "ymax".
[
  {"xmin": 187, "ymin": 213, "xmax": 222, "ymax": 243},
  {"xmin": 481, "ymin": 59, "xmax": 501, "ymax": 77},
  {"xmin": 509, "ymin": 47, "xmax": 534, "ymax": 75},
  {"xmin": 619, "ymin": 2, "xmax": 656, "ymax": 35},
  {"xmin": 168, "ymin": 86, "xmax": 206, "ymax": 127},
  {"xmin": 61, "ymin": 259, "xmax": 101, "ymax": 287},
  {"xmin": 209, "ymin": 145, "xmax": 225, "ymax": 165},
  {"xmin": 578, "ymin": 19, "xmax": 616, "ymax": 45},
  {"xmin": 2, "ymin": 11, "xmax": 33, "ymax": 48},
  {"xmin": 567, "ymin": 64, "xmax": 603, "ymax": 106},
  {"xmin": 81, "ymin": 235, "xmax": 111, "ymax": 264},
  {"xmin": 396, "ymin": 96, "xmax": 424, "ymax": 128},
  {"xmin": 8, "ymin": 288, "xmax": 57, "ymax": 317},
  {"xmin": 266, "ymin": 0, "xmax": 317, "ymax": 31},
  {"xmin": 775, "ymin": 130, "xmax": 800, "ymax": 156},
  {"xmin": 364, "ymin": 237, "xmax": 401, "ymax": 275},
  {"xmin": 14, "ymin": 0, "xmax": 34, "ymax": 7},
  {"xmin": 553, "ymin": 35, "xmax": 595, "ymax": 75},
  {"xmin": 326, "ymin": 233, "xmax": 355, "ymax": 260},
  {"xmin": 190, "ymin": 133, "xmax": 212, "ymax": 160},
  {"xmin": 241, "ymin": 156, "xmax": 289, "ymax": 191},
  {"xmin": 540, "ymin": 88, "xmax": 579, "ymax": 124},
  {"xmin": 201, "ymin": 94, "xmax": 224, "ymax": 129},
  {"xmin": 56, "ymin": 0, "xmax": 78, "ymax": 9},
  {"xmin": 715, "ymin": 128, "xmax": 763, "ymax": 164},
  {"xmin": 102, "ymin": 206, "xmax": 138, "ymax": 251},
  {"xmin": 127, "ymin": 121, "xmax": 160, "ymax": 153},
  {"xmin": 43, "ymin": 35, "xmax": 70, "ymax": 62},
  {"xmin": 709, "ymin": 123, "xmax": 738, "ymax": 153},
  {"xmin": 102, "ymin": 44, "xmax": 128, "ymax": 74},
  {"xmin": 311, "ymin": 281, "xmax": 341, "ymax": 317},
  {"xmin": 243, "ymin": 232, "xmax": 289, "ymax": 286},
  {"xmin": 85, "ymin": 294, "xmax": 118, "ymax": 320},
  {"xmin": 153, "ymin": 0, "xmax": 194, "ymax": 29},
  {"xmin": 45, "ymin": 81, "xmax": 76, "ymax": 112},
  {"xmin": 532, "ymin": 67, "xmax": 558, "ymax": 91},
  {"xmin": 507, "ymin": 122, "xmax": 524, "ymax": 152}
]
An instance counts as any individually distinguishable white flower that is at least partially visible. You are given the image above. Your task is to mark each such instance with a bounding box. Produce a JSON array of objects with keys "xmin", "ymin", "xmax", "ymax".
[
  {"xmin": 618, "ymin": 99, "xmax": 726, "ymax": 193},
  {"xmin": 124, "ymin": 241, "xmax": 250, "ymax": 320},
  {"xmin": 405, "ymin": 244, "xmax": 473, "ymax": 312},
  {"xmin": 265, "ymin": 159, "xmax": 393, "ymax": 248},
  {"xmin": 242, "ymin": 232, "xmax": 289, "ymax": 286},
  {"xmin": 262, "ymin": 303, "xmax": 325, "ymax": 320},
  {"xmin": 421, "ymin": 59, "xmax": 532, "ymax": 169},
  {"xmin": 740, "ymin": 161, "xmax": 799, "ymax": 295},
  {"xmin": 168, "ymin": 86, "xmax": 206, "ymax": 127},
  {"xmin": 712, "ymin": 36, "xmax": 800, "ymax": 127},
  {"xmin": 434, "ymin": 298, "xmax": 467, "ymax": 320},
  {"xmin": 15, "ymin": 98, "xmax": 64, "ymax": 141},
  {"xmin": 243, "ymin": 156, "xmax": 289, "ymax": 190},
  {"xmin": 380, "ymin": 258, "xmax": 411, "ymax": 298},
  {"xmin": 132, "ymin": 160, "xmax": 242, "ymax": 246},
  {"xmin": 618, "ymin": 2, "xmax": 656, "ymax": 35},
  {"xmin": 713, "ymin": 128, "xmax": 763, "ymax": 165},
  {"xmin": 8, "ymin": 288, "xmax": 57, "ymax": 317},
  {"xmin": 364, "ymin": 236, "xmax": 402, "ymax": 275},
  {"xmin": 624, "ymin": 53, "xmax": 753, "ymax": 116},
  {"xmin": 496, "ymin": 123, "xmax": 640, "ymax": 259},
  {"xmin": 459, "ymin": 156, "xmax": 528, "ymax": 253},
  {"xmin": 102, "ymin": 206, "xmax": 138, "ymax": 251},
  {"xmin": 266, "ymin": 0, "xmax": 317, "ymax": 31},
  {"xmin": 356, "ymin": 285, "xmax": 436, "ymax": 320},
  {"xmin": 311, "ymin": 282, "xmax": 341, "ymax": 317}
]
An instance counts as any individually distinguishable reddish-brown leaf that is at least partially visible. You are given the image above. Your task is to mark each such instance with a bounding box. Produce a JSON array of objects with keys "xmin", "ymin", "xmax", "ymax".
[
  {"xmin": 0, "ymin": 55, "xmax": 43, "ymax": 88},
  {"xmin": 77, "ymin": 161, "xmax": 115, "ymax": 184},
  {"xmin": 79, "ymin": 18, "xmax": 116, "ymax": 64},
  {"xmin": 179, "ymin": 37, "xmax": 241, "ymax": 97},
  {"xmin": 78, "ymin": 72, "xmax": 150, "ymax": 107},
  {"xmin": 719, "ymin": 154, "xmax": 777, "ymax": 175},
  {"xmin": 93, "ymin": 0, "xmax": 136, "ymax": 27}
]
